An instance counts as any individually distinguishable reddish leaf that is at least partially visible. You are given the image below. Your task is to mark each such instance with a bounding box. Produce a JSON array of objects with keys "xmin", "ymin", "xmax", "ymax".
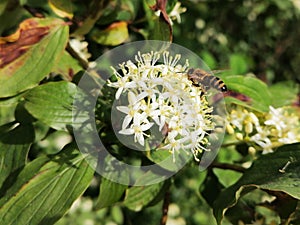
[
  {"xmin": 0, "ymin": 25, "xmax": 49, "ymax": 68},
  {"xmin": 0, "ymin": 18, "xmax": 69, "ymax": 97},
  {"xmin": 150, "ymin": 0, "xmax": 170, "ymax": 24}
]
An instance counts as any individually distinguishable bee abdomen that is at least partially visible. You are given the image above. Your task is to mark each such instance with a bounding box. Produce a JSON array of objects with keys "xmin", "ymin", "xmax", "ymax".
[{"xmin": 204, "ymin": 76, "xmax": 227, "ymax": 92}]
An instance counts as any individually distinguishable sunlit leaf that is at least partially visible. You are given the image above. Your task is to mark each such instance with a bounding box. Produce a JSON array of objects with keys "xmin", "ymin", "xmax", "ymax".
[
  {"xmin": 91, "ymin": 21, "xmax": 129, "ymax": 46},
  {"xmin": 52, "ymin": 50, "xmax": 83, "ymax": 81},
  {"xmin": 0, "ymin": 94, "xmax": 22, "ymax": 125},
  {"xmin": 123, "ymin": 174, "xmax": 170, "ymax": 211},
  {"xmin": 48, "ymin": 0, "xmax": 74, "ymax": 19},
  {"xmin": 0, "ymin": 18, "xmax": 68, "ymax": 97},
  {"xmin": 220, "ymin": 75, "xmax": 272, "ymax": 112},
  {"xmin": 0, "ymin": 144, "xmax": 94, "ymax": 225},
  {"xmin": 147, "ymin": 147, "xmax": 191, "ymax": 172},
  {"xmin": 23, "ymin": 81, "xmax": 83, "ymax": 130},
  {"xmin": 95, "ymin": 176, "xmax": 128, "ymax": 209}
]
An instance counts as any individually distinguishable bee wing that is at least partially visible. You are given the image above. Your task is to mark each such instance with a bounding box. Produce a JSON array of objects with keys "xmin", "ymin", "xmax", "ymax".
[{"xmin": 211, "ymin": 69, "xmax": 229, "ymax": 74}]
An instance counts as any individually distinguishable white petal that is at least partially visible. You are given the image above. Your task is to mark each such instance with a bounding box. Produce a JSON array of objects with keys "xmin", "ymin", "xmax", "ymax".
[
  {"xmin": 119, "ymin": 128, "xmax": 134, "ymax": 135},
  {"xmin": 136, "ymin": 133, "xmax": 145, "ymax": 146},
  {"xmin": 125, "ymin": 81, "xmax": 137, "ymax": 88},
  {"xmin": 136, "ymin": 92, "xmax": 148, "ymax": 101},
  {"xmin": 122, "ymin": 115, "xmax": 133, "ymax": 129},
  {"xmin": 132, "ymin": 112, "xmax": 147, "ymax": 125},
  {"xmin": 116, "ymin": 106, "xmax": 130, "ymax": 114},
  {"xmin": 128, "ymin": 91, "xmax": 137, "ymax": 105},
  {"xmin": 115, "ymin": 87, "xmax": 124, "ymax": 100},
  {"xmin": 159, "ymin": 115, "xmax": 166, "ymax": 130},
  {"xmin": 140, "ymin": 122, "xmax": 154, "ymax": 131}
]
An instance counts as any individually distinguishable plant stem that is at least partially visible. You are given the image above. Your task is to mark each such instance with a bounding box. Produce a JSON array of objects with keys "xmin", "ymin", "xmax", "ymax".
[
  {"xmin": 160, "ymin": 190, "xmax": 170, "ymax": 225},
  {"xmin": 210, "ymin": 162, "xmax": 246, "ymax": 173}
]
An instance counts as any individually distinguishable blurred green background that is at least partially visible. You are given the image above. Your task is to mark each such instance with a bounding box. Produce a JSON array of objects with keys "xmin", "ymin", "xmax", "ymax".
[
  {"xmin": 1, "ymin": 0, "xmax": 300, "ymax": 224},
  {"xmin": 56, "ymin": 1, "xmax": 300, "ymax": 224}
]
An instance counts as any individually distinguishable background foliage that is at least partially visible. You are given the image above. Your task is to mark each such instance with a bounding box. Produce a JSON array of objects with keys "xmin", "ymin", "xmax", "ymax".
[{"xmin": 0, "ymin": 0, "xmax": 300, "ymax": 225}]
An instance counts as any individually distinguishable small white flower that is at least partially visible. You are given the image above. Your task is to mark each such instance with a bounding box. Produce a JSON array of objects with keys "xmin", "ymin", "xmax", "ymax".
[
  {"xmin": 168, "ymin": 2, "xmax": 187, "ymax": 24},
  {"xmin": 264, "ymin": 106, "xmax": 287, "ymax": 136},
  {"xmin": 116, "ymin": 91, "xmax": 142, "ymax": 129},
  {"xmin": 108, "ymin": 68, "xmax": 137, "ymax": 100},
  {"xmin": 69, "ymin": 36, "xmax": 91, "ymax": 61},
  {"xmin": 119, "ymin": 112, "xmax": 154, "ymax": 146},
  {"xmin": 250, "ymin": 127, "xmax": 274, "ymax": 154},
  {"xmin": 227, "ymin": 108, "xmax": 246, "ymax": 131}
]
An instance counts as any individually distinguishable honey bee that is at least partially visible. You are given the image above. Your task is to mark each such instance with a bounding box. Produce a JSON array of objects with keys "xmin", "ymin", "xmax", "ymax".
[{"xmin": 187, "ymin": 68, "xmax": 227, "ymax": 92}]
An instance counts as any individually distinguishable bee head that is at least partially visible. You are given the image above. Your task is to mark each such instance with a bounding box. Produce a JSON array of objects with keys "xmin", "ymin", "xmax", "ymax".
[
  {"xmin": 187, "ymin": 68, "xmax": 194, "ymax": 75},
  {"xmin": 220, "ymin": 85, "xmax": 227, "ymax": 92}
]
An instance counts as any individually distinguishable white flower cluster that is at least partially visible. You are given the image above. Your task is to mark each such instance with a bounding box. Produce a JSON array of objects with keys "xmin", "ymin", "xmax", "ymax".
[
  {"xmin": 226, "ymin": 106, "xmax": 300, "ymax": 154},
  {"xmin": 108, "ymin": 51, "xmax": 214, "ymax": 162}
]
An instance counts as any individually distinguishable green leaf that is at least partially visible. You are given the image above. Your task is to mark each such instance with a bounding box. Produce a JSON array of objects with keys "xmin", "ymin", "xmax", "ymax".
[
  {"xmin": 0, "ymin": 1, "xmax": 24, "ymax": 35},
  {"xmin": 0, "ymin": 143, "xmax": 94, "ymax": 225},
  {"xmin": 95, "ymin": 176, "xmax": 128, "ymax": 209},
  {"xmin": 73, "ymin": 1, "xmax": 108, "ymax": 35},
  {"xmin": 48, "ymin": 0, "xmax": 74, "ymax": 19},
  {"xmin": 200, "ymin": 51, "xmax": 217, "ymax": 69},
  {"xmin": 0, "ymin": 123, "xmax": 33, "ymax": 189},
  {"xmin": 143, "ymin": 0, "xmax": 172, "ymax": 41},
  {"xmin": 220, "ymin": 75, "xmax": 272, "ymax": 112},
  {"xmin": 36, "ymin": 130, "xmax": 72, "ymax": 155},
  {"xmin": 96, "ymin": 0, "xmax": 140, "ymax": 24},
  {"xmin": 224, "ymin": 190, "xmax": 259, "ymax": 225},
  {"xmin": 14, "ymin": 101, "xmax": 36, "ymax": 124},
  {"xmin": 0, "ymin": 94, "xmax": 22, "ymax": 126},
  {"xmin": 23, "ymin": 81, "xmax": 79, "ymax": 130},
  {"xmin": 149, "ymin": 15, "xmax": 172, "ymax": 42},
  {"xmin": 52, "ymin": 50, "xmax": 83, "ymax": 81},
  {"xmin": 91, "ymin": 21, "xmax": 129, "ymax": 46},
  {"xmin": 213, "ymin": 143, "xmax": 300, "ymax": 225},
  {"xmin": 147, "ymin": 147, "xmax": 191, "ymax": 172},
  {"xmin": 0, "ymin": 18, "xmax": 69, "ymax": 97},
  {"xmin": 229, "ymin": 54, "xmax": 249, "ymax": 74},
  {"xmin": 116, "ymin": 0, "xmax": 140, "ymax": 21},
  {"xmin": 123, "ymin": 174, "xmax": 170, "ymax": 211},
  {"xmin": 0, "ymin": 0, "xmax": 10, "ymax": 15},
  {"xmin": 269, "ymin": 81, "xmax": 299, "ymax": 107},
  {"xmin": 199, "ymin": 170, "xmax": 225, "ymax": 207}
]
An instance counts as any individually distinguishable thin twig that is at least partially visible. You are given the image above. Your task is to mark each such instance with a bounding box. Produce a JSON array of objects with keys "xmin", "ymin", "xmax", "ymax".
[
  {"xmin": 210, "ymin": 162, "xmax": 246, "ymax": 173},
  {"xmin": 66, "ymin": 42, "xmax": 90, "ymax": 70},
  {"xmin": 160, "ymin": 190, "xmax": 170, "ymax": 225},
  {"xmin": 23, "ymin": 5, "xmax": 45, "ymax": 18}
]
